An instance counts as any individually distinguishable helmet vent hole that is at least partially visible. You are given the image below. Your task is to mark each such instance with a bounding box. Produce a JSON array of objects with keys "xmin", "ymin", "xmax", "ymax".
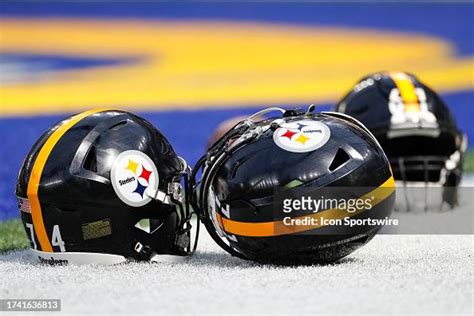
[
  {"xmin": 109, "ymin": 121, "xmax": 127, "ymax": 131},
  {"xmin": 329, "ymin": 148, "xmax": 350, "ymax": 171},
  {"xmin": 83, "ymin": 146, "xmax": 98, "ymax": 173}
]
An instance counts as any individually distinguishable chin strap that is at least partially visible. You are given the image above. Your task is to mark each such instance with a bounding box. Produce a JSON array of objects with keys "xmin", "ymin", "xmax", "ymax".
[
  {"xmin": 146, "ymin": 187, "xmax": 173, "ymax": 204},
  {"xmin": 146, "ymin": 182, "xmax": 185, "ymax": 205},
  {"xmin": 146, "ymin": 156, "xmax": 189, "ymax": 205},
  {"xmin": 137, "ymin": 156, "xmax": 199, "ymax": 261}
]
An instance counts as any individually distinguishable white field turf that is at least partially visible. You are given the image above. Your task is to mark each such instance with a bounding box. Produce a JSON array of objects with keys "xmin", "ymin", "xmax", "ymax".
[
  {"xmin": 1, "ymin": 234, "xmax": 472, "ymax": 315},
  {"xmin": 1, "ymin": 178, "xmax": 473, "ymax": 315}
]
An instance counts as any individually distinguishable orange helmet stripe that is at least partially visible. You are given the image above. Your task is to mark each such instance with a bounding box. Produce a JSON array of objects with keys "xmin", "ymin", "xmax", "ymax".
[
  {"xmin": 27, "ymin": 108, "xmax": 116, "ymax": 252},
  {"xmin": 217, "ymin": 176, "xmax": 395, "ymax": 237}
]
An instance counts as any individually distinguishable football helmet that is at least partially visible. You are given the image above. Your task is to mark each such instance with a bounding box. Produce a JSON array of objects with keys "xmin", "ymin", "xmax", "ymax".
[
  {"xmin": 191, "ymin": 107, "xmax": 395, "ymax": 264},
  {"xmin": 16, "ymin": 109, "xmax": 195, "ymax": 265},
  {"xmin": 336, "ymin": 72, "xmax": 466, "ymax": 210}
]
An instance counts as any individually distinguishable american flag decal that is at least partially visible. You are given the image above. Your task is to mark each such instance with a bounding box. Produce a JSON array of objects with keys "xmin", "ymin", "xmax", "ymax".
[{"xmin": 18, "ymin": 197, "xmax": 31, "ymax": 214}]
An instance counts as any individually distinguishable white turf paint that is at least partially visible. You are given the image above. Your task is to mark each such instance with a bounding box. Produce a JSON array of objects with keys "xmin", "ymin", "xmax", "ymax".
[{"xmin": 0, "ymin": 234, "xmax": 472, "ymax": 315}]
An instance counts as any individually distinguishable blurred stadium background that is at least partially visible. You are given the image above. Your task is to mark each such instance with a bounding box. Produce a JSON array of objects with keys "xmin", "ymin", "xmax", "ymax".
[
  {"xmin": 0, "ymin": 2, "xmax": 473, "ymax": 314},
  {"xmin": 0, "ymin": 2, "xmax": 473, "ymax": 234}
]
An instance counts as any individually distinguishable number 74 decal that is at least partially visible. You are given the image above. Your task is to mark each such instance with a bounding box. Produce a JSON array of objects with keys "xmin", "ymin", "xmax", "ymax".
[{"xmin": 25, "ymin": 223, "xmax": 66, "ymax": 252}]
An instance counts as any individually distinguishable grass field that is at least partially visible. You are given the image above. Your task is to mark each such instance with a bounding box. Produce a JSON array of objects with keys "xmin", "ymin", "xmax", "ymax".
[
  {"xmin": 0, "ymin": 219, "xmax": 28, "ymax": 253},
  {"xmin": 466, "ymin": 150, "xmax": 474, "ymax": 173}
]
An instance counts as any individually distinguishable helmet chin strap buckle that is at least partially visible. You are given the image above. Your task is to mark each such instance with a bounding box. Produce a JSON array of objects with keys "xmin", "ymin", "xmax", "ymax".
[
  {"xmin": 146, "ymin": 182, "xmax": 184, "ymax": 204},
  {"xmin": 134, "ymin": 242, "xmax": 154, "ymax": 260},
  {"xmin": 168, "ymin": 182, "xmax": 184, "ymax": 202},
  {"xmin": 175, "ymin": 231, "xmax": 190, "ymax": 250}
]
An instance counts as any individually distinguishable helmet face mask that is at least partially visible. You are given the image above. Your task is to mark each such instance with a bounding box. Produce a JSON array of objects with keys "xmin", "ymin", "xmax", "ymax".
[
  {"xmin": 191, "ymin": 107, "xmax": 395, "ymax": 265},
  {"xmin": 16, "ymin": 109, "xmax": 196, "ymax": 265},
  {"xmin": 336, "ymin": 72, "xmax": 466, "ymax": 211}
]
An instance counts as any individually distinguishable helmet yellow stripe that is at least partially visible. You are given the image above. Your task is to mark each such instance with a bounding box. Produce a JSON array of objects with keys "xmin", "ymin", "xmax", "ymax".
[
  {"xmin": 389, "ymin": 72, "xmax": 420, "ymax": 113},
  {"xmin": 27, "ymin": 108, "xmax": 115, "ymax": 252},
  {"xmin": 218, "ymin": 176, "xmax": 395, "ymax": 237}
]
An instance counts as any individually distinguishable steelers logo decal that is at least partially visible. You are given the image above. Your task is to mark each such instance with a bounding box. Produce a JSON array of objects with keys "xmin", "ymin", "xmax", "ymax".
[
  {"xmin": 111, "ymin": 150, "xmax": 159, "ymax": 207},
  {"xmin": 273, "ymin": 120, "xmax": 331, "ymax": 153}
]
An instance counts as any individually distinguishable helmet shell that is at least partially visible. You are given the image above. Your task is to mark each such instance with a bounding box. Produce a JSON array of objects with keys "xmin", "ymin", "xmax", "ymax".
[
  {"xmin": 16, "ymin": 109, "xmax": 187, "ymax": 262},
  {"xmin": 336, "ymin": 72, "xmax": 465, "ymax": 191},
  {"xmin": 208, "ymin": 113, "xmax": 395, "ymax": 264}
]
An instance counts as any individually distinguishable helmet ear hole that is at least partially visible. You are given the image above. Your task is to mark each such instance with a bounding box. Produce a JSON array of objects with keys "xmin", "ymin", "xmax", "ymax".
[
  {"xmin": 329, "ymin": 148, "xmax": 350, "ymax": 171},
  {"xmin": 83, "ymin": 146, "xmax": 98, "ymax": 173}
]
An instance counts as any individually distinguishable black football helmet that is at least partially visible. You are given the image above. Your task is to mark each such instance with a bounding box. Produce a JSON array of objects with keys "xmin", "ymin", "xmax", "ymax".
[
  {"xmin": 16, "ymin": 109, "xmax": 195, "ymax": 265},
  {"xmin": 191, "ymin": 107, "xmax": 395, "ymax": 265},
  {"xmin": 336, "ymin": 72, "xmax": 466, "ymax": 210}
]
